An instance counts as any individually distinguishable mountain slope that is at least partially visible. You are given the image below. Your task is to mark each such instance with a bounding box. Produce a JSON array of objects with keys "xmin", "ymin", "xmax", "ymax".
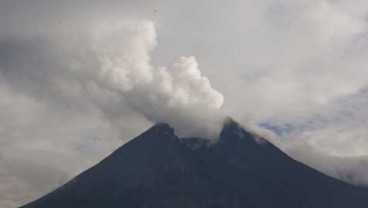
[{"xmin": 21, "ymin": 120, "xmax": 368, "ymax": 208}]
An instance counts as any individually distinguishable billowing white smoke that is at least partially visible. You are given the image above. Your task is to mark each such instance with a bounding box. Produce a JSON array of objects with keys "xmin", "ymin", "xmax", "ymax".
[{"xmin": 1, "ymin": 20, "xmax": 225, "ymax": 139}]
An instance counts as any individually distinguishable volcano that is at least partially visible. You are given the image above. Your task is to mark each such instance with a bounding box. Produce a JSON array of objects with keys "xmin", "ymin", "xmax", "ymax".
[{"xmin": 21, "ymin": 119, "xmax": 368, "ymax": 208}]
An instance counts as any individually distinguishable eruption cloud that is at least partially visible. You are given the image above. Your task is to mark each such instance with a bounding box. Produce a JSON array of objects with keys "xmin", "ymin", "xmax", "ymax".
[{"xmin": 0, "ymin": 20, "xmax": 225, "ymax": 139}]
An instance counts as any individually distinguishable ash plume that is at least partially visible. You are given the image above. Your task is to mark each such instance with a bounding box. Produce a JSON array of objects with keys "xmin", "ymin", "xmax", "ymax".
[{"xmin": 0, "ymin": 20, "xmax": 225, "ymax": 139}]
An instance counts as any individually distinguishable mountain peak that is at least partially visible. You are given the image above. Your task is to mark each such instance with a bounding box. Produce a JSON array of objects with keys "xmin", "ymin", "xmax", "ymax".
[
  {"xmin": 151, "ymin": 118, "xmax": 256, "ymax": 142},
  {"xmin": 151, "ymin": 123, "xmax": 175, "ymax": 132},
  {"xmin": 21, "ymin": 118, "xmax": 368, "ymax": 208}
]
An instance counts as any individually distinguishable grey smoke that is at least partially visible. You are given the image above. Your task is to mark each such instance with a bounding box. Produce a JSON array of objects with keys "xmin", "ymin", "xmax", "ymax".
[{"xmin": 0, "ymin": 20, "xmax": 224, "ymax": 139}]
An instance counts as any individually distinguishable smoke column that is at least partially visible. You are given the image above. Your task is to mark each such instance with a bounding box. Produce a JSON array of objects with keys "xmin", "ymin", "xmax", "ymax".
[{"xmin": 0, "ymin": 20, "xmax": 225, "ymax": 139}]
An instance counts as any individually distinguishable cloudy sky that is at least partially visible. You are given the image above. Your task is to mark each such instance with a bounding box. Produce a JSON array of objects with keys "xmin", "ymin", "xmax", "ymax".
[{"xmin": 1, "ymin": 0, "xmax": 368, "ymax": 207}]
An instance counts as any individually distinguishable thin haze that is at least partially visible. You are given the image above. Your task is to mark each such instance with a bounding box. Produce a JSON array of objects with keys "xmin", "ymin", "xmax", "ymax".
[{"xmin": 1, "ymin": 0, "xmax": 368, "ymax": 207}]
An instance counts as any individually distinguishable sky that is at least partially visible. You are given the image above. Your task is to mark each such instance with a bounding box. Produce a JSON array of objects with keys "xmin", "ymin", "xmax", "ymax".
[{"xmin": 1, "ymin": 0, "xmax": 368, "ymax": 207}]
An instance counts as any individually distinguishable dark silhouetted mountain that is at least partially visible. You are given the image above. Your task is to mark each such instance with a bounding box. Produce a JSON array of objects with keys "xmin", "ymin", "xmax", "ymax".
[{"xmin": 21, "ymin": 119, "xmax": 368, "ymax": 208}]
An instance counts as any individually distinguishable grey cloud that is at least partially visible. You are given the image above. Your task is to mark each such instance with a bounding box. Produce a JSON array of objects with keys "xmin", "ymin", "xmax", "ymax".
[{"xmin": 0, "ymin": 19, "xmax": 224, "ymax": 138}]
